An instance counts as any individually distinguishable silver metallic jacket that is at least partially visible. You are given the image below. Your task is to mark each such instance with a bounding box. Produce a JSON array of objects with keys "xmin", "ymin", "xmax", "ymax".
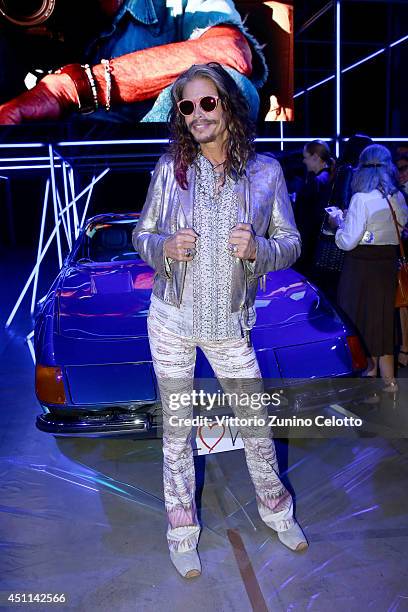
[{"xmin": 132, "ymin": 152, "xmax": 301, "ymax": 318}]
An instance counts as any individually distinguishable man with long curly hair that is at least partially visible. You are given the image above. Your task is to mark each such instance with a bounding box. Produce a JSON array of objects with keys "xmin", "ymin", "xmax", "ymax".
[{"xmin": 133, "ymin": 62, "xmax": 307, "ymax": 578}]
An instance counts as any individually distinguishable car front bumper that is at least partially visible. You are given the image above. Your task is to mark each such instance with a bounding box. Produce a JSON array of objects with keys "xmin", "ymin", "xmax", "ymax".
[
  {"xmin": 36, "ymin": 405, "xmax": 160, "ymax": 436},
  {"xmin": 36, "ymin": 375, "xmax": 376, "ymax": 436}
]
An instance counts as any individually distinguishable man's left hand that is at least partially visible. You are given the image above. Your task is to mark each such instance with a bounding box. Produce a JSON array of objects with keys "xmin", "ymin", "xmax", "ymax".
[{"xmin": 228, "ymin": 223, "xmax": 256, "ymax": 260}]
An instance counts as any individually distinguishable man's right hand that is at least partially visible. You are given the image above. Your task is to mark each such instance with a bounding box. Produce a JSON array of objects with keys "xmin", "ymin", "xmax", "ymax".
[
  {"xmin": 0, "ymin": 74, "xmax": 79, "ymax": 125},
  {"xmin": 164, "ymin": 228, "xmax": 198, "ymax": 261}
]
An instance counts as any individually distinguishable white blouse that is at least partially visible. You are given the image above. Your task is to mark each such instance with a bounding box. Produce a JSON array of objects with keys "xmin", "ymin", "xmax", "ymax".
[{"xmin": 335, "ymin": 189, "xmax": 408, "ymax": 251}]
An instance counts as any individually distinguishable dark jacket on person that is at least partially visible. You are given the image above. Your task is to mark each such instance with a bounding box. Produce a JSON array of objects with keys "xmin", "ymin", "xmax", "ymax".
[
  {"xmin": 294, "ymin": 167, "xmax": 332, "ymax": 274},
  {"xmin": 330, "ymin": 163, "xmax": 353, "ymax": 210}
]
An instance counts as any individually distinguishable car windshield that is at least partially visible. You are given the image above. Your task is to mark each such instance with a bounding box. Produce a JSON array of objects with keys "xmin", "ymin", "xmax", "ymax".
[{"xmin": 74, "ymin": 219, "xmax": 140, "ymax": 263}]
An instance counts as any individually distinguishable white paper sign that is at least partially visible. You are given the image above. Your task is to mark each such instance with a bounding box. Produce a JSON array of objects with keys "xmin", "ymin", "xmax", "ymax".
[{"xmin": 192, "ymin": 423, "xmax": 244, "ymax": 455}]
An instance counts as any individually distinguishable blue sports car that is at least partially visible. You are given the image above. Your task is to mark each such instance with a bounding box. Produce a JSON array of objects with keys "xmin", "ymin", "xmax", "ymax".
[{"xmin": 34, "ymin": 212, "xmax": 367, "ymax": 436}]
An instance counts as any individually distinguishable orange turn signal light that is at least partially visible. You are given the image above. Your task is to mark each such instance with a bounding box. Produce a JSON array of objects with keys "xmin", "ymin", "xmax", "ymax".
[
  {"xmin": 35, "ymin": 365, "xmax": 67, "ymax": 405},
  {"xmin": 346, "ymin": 335, "xmax": 367, "ymax": 371}
]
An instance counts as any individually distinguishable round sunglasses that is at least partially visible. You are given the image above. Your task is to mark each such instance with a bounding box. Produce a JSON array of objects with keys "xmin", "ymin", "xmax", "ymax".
[{"xmin": 177, "ymin": 95, "xmax": 220, "ymax": 116}]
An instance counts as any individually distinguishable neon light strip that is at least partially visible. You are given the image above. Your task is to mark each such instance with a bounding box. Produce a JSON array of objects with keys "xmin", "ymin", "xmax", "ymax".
[
  {"xmin": 0, "ymin": 157, "xmax": 50, "ymax": 162},
  {"xmin": 0, "ymin": 164, "xmax": 62, "ymax": 170},
  {"xmin": 58, "ymin": 136, "xmax": 333, "ymax": 146},
  {"xmin": 56, "ymin": 190, "xmax": 72, "ymax": 250},
  {"xmin": 52, "ymin": 149, "xmax": 65, "ymax": 161},
  {"xmin": 58, "ymin": 168, "xmax": 110, "ymax": 217},
  {"xmin": 335, "ymin": 1, "xmax": 341, "ymax": 158},
  {"xmin": 48, "ymin": 145, "xmax": 63, "ymax": 268},
  {"xmin": 80, "ymin": 175, "xmax": 99, "ymax": 229},
  {"xmin": 6, "ymin": 163, "xmax": 111, "ymax": 329},
  {"xmin": 30, "ymin": 180, "xmax": 50, "ymax": 315},
  {"xmin": 0, "ymin": 140, "xmax": 332, "ymax": 156},
  {"xmin": 297, "ymin": 1, "xmax": 334, "ymax": 35},
  {"xmin": 0, "ymin": 137, "xmax": 406, "ymax": 171},
  {"xmin": 390, "ymin": 34, "xmax": 408, "ymax": 48},
  {"xmin": 297, "ymin": 75, "xmax": 335, "ymax": 96},
  {"xmin": 62, "ymin": 163, "xmax": 72, "ymax": 246},
  {"xmin": 68, "ymin": 167, "xmax": 80, "ymax": 239},
  {"xmin": 62, "ymin": 127, "xmax": 405, "ymax": 147},
  {"xmin": 26, "ymin": 335, "xmax": 36, "ymax": 364},
  {"xmin": 0, "ymin": 143, "xmax": 44, "ymax": 148},
  {"xmin": 6, "ymin": 217, "xmax": 62, "ymax": 328},
  {"xmin": 57, "ymin": 139, "xmax": 170, "ymax": 146},
  {"xmin": 294, "ymin": 33, "xmax": 408, "ymax": 98},
  {"xmin": 256, "ymin": 137, "xmax": 333, "ymax": 142},
  {"xmin": 56, "ymin": 189, "xmax": 71, "ymax": 248},
  {"xmin": 342, "ymin": 47, "xmax": 385, "ymax": 73},
  {"xmin": 1, "ymin": 135, "xmax": 407, "ymax": 154}
]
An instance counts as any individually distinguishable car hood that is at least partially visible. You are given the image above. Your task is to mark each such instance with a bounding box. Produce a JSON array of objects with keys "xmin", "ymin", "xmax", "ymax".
[
  {"xmin": 58, "ymin": 263, "xmax": 331, "ymax": 340},
  {"xmin": 252, "ymin": 268, "xmax": 331, "ymax": 328},
  {"xmin": 58, "ymin": 262, "xmax": 154, "ymax": 339}
]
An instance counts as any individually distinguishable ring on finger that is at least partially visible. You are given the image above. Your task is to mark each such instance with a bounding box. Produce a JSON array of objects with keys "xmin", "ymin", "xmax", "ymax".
[{"xmin": 185, "ymin": 248, "xmax": 192, "ymax": 257}]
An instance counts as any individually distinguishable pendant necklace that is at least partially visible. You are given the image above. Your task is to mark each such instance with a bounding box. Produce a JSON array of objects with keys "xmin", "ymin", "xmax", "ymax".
[{"xmin": 211, "ymin": 160, "xmax": 226, "ymax": 190}]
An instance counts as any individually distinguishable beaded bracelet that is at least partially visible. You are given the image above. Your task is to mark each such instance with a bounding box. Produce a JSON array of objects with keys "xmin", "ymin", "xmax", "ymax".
[
  {"xmin": 101, "ymin": 59, "xmax": 113, "ymax": 111},
  {"xmin": 82, "ymin": 64, "xmax": 99, "ymax": 112}
]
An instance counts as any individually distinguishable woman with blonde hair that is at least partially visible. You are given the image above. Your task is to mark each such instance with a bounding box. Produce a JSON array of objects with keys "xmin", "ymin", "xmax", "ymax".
[{"xmin": 332, "ymin": 144, "xmax": 408, "ymax": 392}]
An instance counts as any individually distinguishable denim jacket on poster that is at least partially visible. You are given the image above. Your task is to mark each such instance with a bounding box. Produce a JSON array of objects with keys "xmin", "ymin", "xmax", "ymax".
[
  {"xmin": 132, "ymin": 153, "xmax": 301, "ymax": 316},
  {"xmin": 85, "ymin": 0, "xmax": 268, "ymax": 122}
]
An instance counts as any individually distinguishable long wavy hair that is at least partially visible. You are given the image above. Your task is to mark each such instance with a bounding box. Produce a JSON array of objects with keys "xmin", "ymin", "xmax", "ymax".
[
  {"xmin": 168, "ymin": 62, "xmax": 256, "ymax": 189},
  {"xmin": 351, "ymin": 144, "xmax": 399, "ymax": 196}
]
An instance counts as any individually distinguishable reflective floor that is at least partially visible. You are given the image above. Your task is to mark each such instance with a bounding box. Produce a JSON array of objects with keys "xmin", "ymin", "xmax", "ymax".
[{"xmin": 1, "ymin": 248, "xmax": 408, "ymax": 611}]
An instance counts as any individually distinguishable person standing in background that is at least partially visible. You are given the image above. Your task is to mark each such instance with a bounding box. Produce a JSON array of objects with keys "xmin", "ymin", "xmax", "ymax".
[
  {"xmin": 396, "ymin": 153, "xmax": 408, "ymax": 200},
  {"xmin": 332, "ymin": 145, "xmax": 408, "ymax": 392},
  {"xmin": 293, "ymin": 140, "xmax": 336, "ymax": 279},
  {"xmin": 330, "ymin": 134, "xmax": 373, "ymax": 210},
  {"xmin": 395, "ymin": 152, "xmax": 408, "ymax": 366}
]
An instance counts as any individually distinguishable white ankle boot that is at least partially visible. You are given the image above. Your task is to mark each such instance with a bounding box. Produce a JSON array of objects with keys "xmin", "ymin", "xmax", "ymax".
[
  {"xmin": 170, "ymin": 548, "xmax": 201, "ymax": 578},
  {"xmin": 277, "ymin": 522, "xmax": 308, "ymax": 552}
]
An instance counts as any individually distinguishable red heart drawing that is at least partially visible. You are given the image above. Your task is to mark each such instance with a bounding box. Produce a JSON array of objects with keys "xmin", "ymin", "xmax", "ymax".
[{"xmin": 198, "ymin": 422, "xmax": 226, "ymax": 453}]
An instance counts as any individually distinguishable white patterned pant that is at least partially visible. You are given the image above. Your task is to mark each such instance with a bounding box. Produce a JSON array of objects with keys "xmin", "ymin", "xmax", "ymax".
[{"xmin": 147, "ymin": 310, "xmax": 295, "ymax": 553}]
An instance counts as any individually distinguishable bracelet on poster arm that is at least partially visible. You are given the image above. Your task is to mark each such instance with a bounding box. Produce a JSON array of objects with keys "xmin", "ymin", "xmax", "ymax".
[
  {"xmin": 55, "ymin": 63, "xmax": 96, "ymax": 114},
  {"xmin": 101, "ymin": 59, "xmax": 113, "ymax": 111},
  {"xmin": 82, "ymin": 64, "xmax": 99, "ymax": 112}
]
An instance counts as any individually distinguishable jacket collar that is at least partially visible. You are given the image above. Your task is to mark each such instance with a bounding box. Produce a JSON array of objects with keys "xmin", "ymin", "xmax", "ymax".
[{"xmin": 115, "ymin": 0, "xmax": 158, "ymax": 26}]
